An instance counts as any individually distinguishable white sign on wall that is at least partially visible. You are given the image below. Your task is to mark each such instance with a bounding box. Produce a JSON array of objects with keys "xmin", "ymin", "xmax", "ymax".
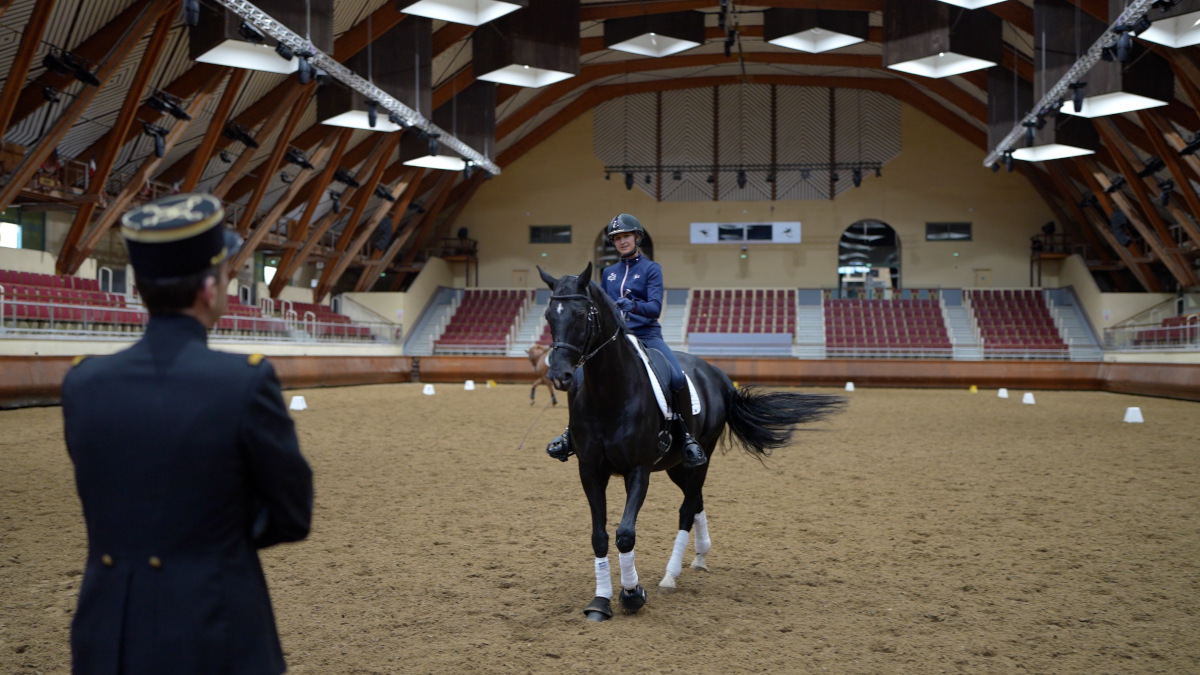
[{"xmin": 690, "ymin": 222, "xmax": 801, "ymax": 244}]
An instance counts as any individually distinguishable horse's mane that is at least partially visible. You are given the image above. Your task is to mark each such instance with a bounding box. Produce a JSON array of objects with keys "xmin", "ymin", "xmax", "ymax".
[{"xmin": 585, "ymin": 279, "xmax": 629, "ymax": 333}]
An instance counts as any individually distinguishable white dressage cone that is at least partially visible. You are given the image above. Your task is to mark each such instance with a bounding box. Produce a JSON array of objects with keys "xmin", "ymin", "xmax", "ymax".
[
  {"xmin": 998, "ymin": 388, "xmax": 1009, "ymax": 399},
  {"xmin": 288, "ymin": 395, "xmax": 307, "ymax": 411},
  {"xmin": 845, "ymin": 382, "xmax": 855, "ymax": 392},
  {"xmin": 1124, "ymin": 406, "xmax": 1144, "ymax": 423},
  {"xmin": 422, "ymin": 384, "xmax": 435, "ymax": 396},
  {"xmin": 464, "ymin": 380, "xmax": 475, "ymax": 391},
  {"xmin": 1022, "ymin": 392, "xmax": 1036, "ymax": 405}
]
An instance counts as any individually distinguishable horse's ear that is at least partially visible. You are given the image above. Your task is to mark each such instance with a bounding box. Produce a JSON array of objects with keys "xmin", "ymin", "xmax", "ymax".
[
  {"xmin": 576, "ymin": 262, "xmax": 593, "ymax": 290},
  {"xmin": 537, "ymin": 266, "xmax": 557, "ymax": 289}
]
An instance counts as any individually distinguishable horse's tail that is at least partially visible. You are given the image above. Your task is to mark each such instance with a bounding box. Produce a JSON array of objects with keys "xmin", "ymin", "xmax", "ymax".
[{"xmin": 724, "ymin": 385, "xmax": 845, "ymax": 457}]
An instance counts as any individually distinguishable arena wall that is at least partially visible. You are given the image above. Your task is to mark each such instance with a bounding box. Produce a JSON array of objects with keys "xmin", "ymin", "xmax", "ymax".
[
  {"xmin": 5, "ymin": 355, "xmax": 1197, "ymax": 408},
  {"xmin": 452, "ymin": 104, "xmax": 1054, "ymax": 291}
]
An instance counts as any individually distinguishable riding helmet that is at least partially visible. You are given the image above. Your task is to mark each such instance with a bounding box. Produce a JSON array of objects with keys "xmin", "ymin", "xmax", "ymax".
[{"xmin": 607, "ymin": 213, "xmax": 644, "ymax": 241}]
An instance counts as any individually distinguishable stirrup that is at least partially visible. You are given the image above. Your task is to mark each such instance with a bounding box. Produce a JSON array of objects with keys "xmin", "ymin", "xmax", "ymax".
[
  {"xmin": 680, "ymin": 434, "xmax": 707, "ymax": 468},
  {"xmin": 546, "ymin": 428, "xmax": 573, "ymax": 462}
]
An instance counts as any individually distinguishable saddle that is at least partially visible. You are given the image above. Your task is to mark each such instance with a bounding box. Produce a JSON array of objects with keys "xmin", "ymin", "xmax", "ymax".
[{"xmin": 625, "ymin": 335, "xmax": 701, "ymax": 421}]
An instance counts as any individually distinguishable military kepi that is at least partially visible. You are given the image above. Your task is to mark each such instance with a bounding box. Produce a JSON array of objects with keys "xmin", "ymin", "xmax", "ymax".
[{"xmin": 120, "ymin": 193, "xmax": 242, "ymax": 279}]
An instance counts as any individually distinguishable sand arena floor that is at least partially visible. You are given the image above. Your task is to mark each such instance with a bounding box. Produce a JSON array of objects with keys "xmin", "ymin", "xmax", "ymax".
[{"xmin": 2, "ymin": 382, "xmax": 1199, "ymax": 673}]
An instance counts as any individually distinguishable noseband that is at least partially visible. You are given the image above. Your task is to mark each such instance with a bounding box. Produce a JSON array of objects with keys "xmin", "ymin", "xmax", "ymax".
[{"xmin": 547, "ymin": 291, "xmax": 621, "ymax": 368}]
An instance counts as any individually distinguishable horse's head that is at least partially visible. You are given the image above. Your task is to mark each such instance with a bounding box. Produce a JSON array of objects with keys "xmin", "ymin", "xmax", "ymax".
[{"xmin": 538, "ymin": 263, "xmax": 621, "ymax": 391}]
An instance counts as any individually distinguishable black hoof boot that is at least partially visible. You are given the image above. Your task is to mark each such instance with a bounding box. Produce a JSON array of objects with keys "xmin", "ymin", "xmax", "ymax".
[
  {"xmin": 546, "ymin": 428, "xmax": 573, "ymax": 462},
  {"xmin": 584, "ymin": 596, "xmax": 612, "ymax": 622},
  {"xmin": 680, "ymin": 434, "xmax": 707, "ymax": 469},
  {"xmin": 619, "ymin": 585, "xmax": 648, "ymax": 613}
]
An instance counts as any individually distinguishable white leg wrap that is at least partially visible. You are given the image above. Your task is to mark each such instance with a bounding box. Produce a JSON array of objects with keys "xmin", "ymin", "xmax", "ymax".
[
  {"xmin": 666, "ymin": 530, "xmax": 689, "ymax": 579},
  {"xmin": 594, "ymin": 557, "xmax": 612, "ymax": 599},
  {"xmin": 618, "ymin": 551, "xmax": 639, "ymax": 591},
  {"xmin": 693, "ymin": 511, "xmax": 711, "ymax": 554}
]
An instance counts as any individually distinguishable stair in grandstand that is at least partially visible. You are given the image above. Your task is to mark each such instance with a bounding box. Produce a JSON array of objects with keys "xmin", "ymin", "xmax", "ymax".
[
  {"xmin": 1045, "ymin": 288, "xmax": 1103, "ymax": 361},
  {"xmin": 946, "ymin": 306, "xmax": 983, "ymax": 360},
  {"xmin": 510, "ymin": 290, "xmax": 549, "ymax": 356},
  {"xmin": 793, "ymin": 304, "xmax": 825, "ymax": 359}
]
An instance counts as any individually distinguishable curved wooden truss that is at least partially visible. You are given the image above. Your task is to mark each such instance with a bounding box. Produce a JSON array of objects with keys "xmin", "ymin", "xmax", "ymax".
[{"xmin": 0, "ymin": 0, "xmax": 1195, "ymax": 295}]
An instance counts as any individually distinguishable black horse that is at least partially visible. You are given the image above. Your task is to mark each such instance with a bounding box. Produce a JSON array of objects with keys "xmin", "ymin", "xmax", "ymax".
[{"xmin": 538, "ymin": 264, "xmax": 845, "ymax": 621}]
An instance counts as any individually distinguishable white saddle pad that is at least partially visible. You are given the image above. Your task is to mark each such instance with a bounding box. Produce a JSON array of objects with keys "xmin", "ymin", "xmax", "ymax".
[{"xmin": 626, "ymin": 335, "xmax": 701, "ymax": 420}]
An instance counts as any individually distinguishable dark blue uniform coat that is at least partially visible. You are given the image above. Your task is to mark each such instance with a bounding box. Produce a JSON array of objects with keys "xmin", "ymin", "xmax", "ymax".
[
  {"xmin": 61, "ymin": 314, "xmax": 313, "ymax": 674},
  {"xmin": 601, "ymin": 252, "xmax": 687, "ymax": 391}
]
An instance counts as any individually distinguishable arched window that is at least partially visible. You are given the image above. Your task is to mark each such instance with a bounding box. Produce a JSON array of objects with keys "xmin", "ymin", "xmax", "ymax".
[
  {"xmin": 593, "ymin": 226, "xmax": 654, "ymax": 279},
  {"xmin": 837, "ymin": 220, "xmax": 900, "ymax": 298}
]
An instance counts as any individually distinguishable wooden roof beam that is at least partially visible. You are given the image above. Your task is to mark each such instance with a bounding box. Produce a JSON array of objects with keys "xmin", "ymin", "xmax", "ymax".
[
  {"xmin": 180, "ymin": 69, "xmax": 248, "ymax": 193},
  {"xmin": 56, "ymin": 7, "xmax": 177, "ymax": 275},
  {"xmin": 60, "ymin": 69, "xmax": 223, "ymax": 274},
  {"xmin": 0, "ymin": 0, "xmax": 173, "ymax": 214},
  {"xmin": 270, "ymin": 128, "xmax": 353, "ymax": 297},
  {"xmin": 0, "ymin": 0, "xmax": 57, "ymax": 138}
]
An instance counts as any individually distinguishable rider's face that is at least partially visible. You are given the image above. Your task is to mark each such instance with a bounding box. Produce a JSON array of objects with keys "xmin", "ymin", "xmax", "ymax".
[{"xmin": 612, "ymin": 232, "xmax": 637, "ymax": 256}]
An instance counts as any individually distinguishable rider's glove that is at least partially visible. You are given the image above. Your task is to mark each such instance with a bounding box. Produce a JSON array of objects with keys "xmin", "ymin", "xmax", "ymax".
[{"xmin": 614, "ymin": 297, "xmax": 635, "ymax": 314}]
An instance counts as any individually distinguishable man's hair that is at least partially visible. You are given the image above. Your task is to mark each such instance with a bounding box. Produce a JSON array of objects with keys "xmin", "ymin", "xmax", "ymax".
[{"xmin": 136, "ymin": 265, "xmax": 220, "ymax": 315}]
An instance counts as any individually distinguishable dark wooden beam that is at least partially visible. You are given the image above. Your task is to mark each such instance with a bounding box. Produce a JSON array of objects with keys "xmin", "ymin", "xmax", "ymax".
[
  {"xmin": 56, "ymin": 7, "xmax": 177, "ymax": 275},
  {"xmin": 228, "ymin": 132, "xmax": 339, "ymax": 273},
  {"xmin": 0, "ymin": 0, "xmax": 57, "ymax": 138},
  {"xmin": 1093, "ymin": 118, "xmax": 1198, "ymax": 286},
  {"xmin": 181, "ymin": 69, "xmax": 247, "ymax": 192},
  {"xmin": 270, "ymin": 128, "xmax": 353, "ymax": 297},
  {"xmin": 1138, "ymin": 109, "xmax": 1200, "ymax": 249},
  {"xmin": 355, "ymin": 173, "xmax": 455, "ymax": 292},
  {"xmin": 233, "ymin": 94, "xmax": 310, "ymax": 237},
  {"xmin": 0, "ymin": 0, "xmax": 171, "ymax": 214},
  {"xmin": 210, "ymin": 85, "xmax": 305, "ymax": 199},
  {"xmin": 60, "ymin": 70, "xmax": 222, "ymax": 274}
]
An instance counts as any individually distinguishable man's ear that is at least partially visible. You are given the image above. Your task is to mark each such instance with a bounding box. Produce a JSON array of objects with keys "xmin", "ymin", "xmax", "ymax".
[{"xmin": 198, "ymin": 273, "xmax": 219, "ymax": 309}]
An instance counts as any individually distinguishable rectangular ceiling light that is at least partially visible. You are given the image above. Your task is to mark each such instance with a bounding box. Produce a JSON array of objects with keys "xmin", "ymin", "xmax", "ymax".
[
  {"xmin": 1060, "ymin": 92, "xmax": 1168, "ymax": 118},
  {"xmin": 764, "ymin": 9, "xmax": 868, "ymax": 54},
  {"xmin": 191, "ymin": 0, "xmax": 332, "ymax": 75},
  {"xmin": 195, "ymin": 39, "xmax": 298, "ymax": 74},
  {"xmin": 883, "ymin": 0, "xmax": 1001, "ymax": 79},
  {"xmin": 403, "ymin": 154, "xmax": 467, "ymax": 171},
  {"xmin": 1139, "ymin": 0, "xmax": 1200, "ymax": 48},
  {"xmin": 887, "ymin": 52, "xmax": 996, "ymax": 78},
  {"xmin": 321, "ymin": 111, "xmax": 403, "ymax": 132},
  {"xmin": 473, "ymin": 0, "xmax": 578, "ymax": 89},
  {"xmin": 936, "ymin": 0, "xmax": 1007, "ymax": 8},
  {"xmin": 475, "ymin": 64, "xmax": 575, "ymax": 88},
  {"xmin": 396, "ymin": 0, "xmax": 526, "ymax": 27},
  {"xmin": 1012, "ymin": 144, "xmax": 1095, "ymax": 162},
  {"xmin": 605, "ymin": 11, "xmax": 705, "ymax": 58}
]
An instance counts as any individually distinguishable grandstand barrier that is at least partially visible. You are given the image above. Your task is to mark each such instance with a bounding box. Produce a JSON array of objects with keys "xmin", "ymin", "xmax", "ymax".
[
  {"xmin": 4, "ymin": 355, "xmax": 1199, "ymax": 408},
  {"xmin": 1105, "ymin": 315, "xmax": 1200, "ymax": 350},
  {"xmin": 688, "ymin": 332, "xmax": 793, "ymax": 356}
]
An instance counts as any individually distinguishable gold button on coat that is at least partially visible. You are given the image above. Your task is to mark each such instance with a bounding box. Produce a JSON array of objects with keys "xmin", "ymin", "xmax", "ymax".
[
  {"xmin": 148, "ymin": 556, "xmax": 162, "ymax": 568},
  {"xmin": 101, "ymin": 554, "xmax": 113, "ymax": 566}
]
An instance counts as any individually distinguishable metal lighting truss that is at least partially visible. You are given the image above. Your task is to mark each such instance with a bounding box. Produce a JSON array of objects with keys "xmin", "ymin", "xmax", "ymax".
[
  {"xmin": 604, "ymin": 162, "xmax": 885, "ymax": 174},
  {"xmin": 214, "ymin": 0, "xmax": 500, "ymax": 175},
  {"xmin": 983, "ymin": 0, "xmax": 1155, "ymax": 168}
]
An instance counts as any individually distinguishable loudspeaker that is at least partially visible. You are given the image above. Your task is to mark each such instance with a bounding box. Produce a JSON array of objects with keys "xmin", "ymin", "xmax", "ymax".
[
  {"xmin": 373, "ymin": 217, "xmax": 393, "ymax": 250},
  {"xmin": 1110, "ymin": 209, "xmax": 1132, "ymax": 246}
]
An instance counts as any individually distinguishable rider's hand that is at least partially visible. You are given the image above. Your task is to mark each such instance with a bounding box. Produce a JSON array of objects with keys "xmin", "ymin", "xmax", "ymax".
[{"xmin": 614, "ymin": 297, "xmax": 635, "ymax": 314}]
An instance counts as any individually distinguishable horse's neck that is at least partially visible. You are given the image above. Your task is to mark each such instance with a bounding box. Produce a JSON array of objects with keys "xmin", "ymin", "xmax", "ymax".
[{"xmin": 579, "ymin": 323, "xmax": 640, "ymax": 397}]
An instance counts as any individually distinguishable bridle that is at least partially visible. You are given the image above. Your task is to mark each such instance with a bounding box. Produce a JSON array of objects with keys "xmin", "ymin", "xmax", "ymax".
[{"xmin": 547, "ymin": 289, "xmax": 621, "ymax": 368}]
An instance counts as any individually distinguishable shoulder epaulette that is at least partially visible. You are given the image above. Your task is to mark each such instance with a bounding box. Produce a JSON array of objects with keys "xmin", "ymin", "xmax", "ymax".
[
  {"xmin": 71, "ymin": 355, "xmax": 89, "ymax": 367},
  {"xmin": 248, "ymin": 354, "xmax": 266, "ymax": 366}
]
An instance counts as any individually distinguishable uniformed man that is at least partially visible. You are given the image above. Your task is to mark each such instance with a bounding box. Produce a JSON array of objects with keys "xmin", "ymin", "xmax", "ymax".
[{"xmin": 61, "ymin": 192, "xmax": 313, "ymax": 674}]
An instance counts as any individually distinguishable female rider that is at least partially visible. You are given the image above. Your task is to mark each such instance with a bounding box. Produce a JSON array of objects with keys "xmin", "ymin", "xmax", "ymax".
[{"xmin": 546, "ymin": 214, "xmax": 707, "ymax": 469}]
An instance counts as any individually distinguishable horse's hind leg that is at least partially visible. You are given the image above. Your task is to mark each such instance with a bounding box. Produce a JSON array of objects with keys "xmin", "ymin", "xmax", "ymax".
[
  {"xmin": 660, "ymin": 465, "xmax": 710, "ymax": 589},
  {"xmin": 530, "ymin": 383, "xmax": 536, "ymax": 405}
]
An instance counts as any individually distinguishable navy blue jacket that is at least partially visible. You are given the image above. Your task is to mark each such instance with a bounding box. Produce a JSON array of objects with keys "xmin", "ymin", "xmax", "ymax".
[
  {"xmin": 61, "ymin": 314, "xmax": 313, "ymax": 675},
  {"xmin": 601, "ymin": 252, "xmax": 664, "ymax": 339}
]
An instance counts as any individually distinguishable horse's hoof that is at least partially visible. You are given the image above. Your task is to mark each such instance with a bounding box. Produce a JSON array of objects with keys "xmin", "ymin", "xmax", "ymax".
[
  {"xmin": 584, "ymin": 596, "xmax": 612, "ymax": 622},
  {"xmin": 658, "ymin": 574, "xmax": 677, "ymax": 591},
  {"xmin": 620, "ymin": 585, "xmax": 648, "ymax": 613},
  {"xmin": 690, "ymin": 553, "xmax": 708, "ymax": 571}
]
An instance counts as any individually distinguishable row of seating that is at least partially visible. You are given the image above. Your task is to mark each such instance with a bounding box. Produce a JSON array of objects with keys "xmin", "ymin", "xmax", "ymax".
[
  {"xmin": 0, "ymin": 269, "xmax": 100, "ymax": 292},
  {"xmin": 967, "ymin": 290, "xmax": 1067, "ymax": 353},
  {"xmin": 434, "ymin": 289, "xmax": 533, "ymax": 352},
  {"xmin": 1132, "ymin": 314, "xmax": 1200, "ymax": 346}
]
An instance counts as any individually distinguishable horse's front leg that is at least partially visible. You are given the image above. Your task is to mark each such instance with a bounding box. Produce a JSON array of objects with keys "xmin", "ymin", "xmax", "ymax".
[
  {"xmin": 615, "ymin": 466, "xmax": 651, "ymax": 613},
  {"xmin": 579, "ymin": 463, "xmax": 612, "ymax": 622}
]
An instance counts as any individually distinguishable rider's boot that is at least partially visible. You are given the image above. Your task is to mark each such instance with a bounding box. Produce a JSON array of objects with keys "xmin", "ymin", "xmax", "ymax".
[
  {"xmin": 673, "ymin": 389, "xmax": 707, "ymax": 469},
  {"xmin": 546, "ymin": 426, "xmax": 573, "ymax": 462}
]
